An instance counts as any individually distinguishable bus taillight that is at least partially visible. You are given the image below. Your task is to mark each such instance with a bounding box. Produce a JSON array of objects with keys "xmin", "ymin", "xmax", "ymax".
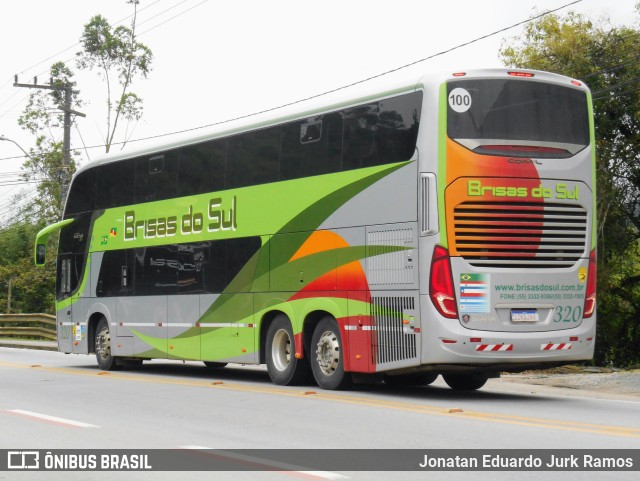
[
  {"xmin": 508, "ymin": 71, "xmax": 535, "ymax": 78},
  {"xmin": 584, "ymin": 249, "xmax": 597, "ymax": 318},
  {"xmin": 430, "ymin": 245, "xmax": 458, "ymax": 319}
]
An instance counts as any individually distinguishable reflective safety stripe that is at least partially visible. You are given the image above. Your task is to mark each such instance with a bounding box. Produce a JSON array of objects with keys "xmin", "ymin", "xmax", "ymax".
[
  {"xmin": 541, "ymin": 343, "xmax": 572, "ymax": 351},
  {"xmin": 343, "ymin": 325, "xmax": 376, "ymax": 331},
  {"xmin": 116, "ymin": 322, "xmax": 256, "ymax": 328},
  {"xmin": 476, "ymin": 344, "xmax": 513, "ymax": 352},
  {"xmin": 197, "ymin": 323, "xmax": 255, "ymax": 328}
]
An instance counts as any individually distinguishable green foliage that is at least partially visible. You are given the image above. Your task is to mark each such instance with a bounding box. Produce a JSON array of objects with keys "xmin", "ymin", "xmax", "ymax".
[
  {"xmin": 0, "ymin": 2, "xmax": 153, "ymax": 315},
  {"xmin": 0, "ymin": 223, "xmax": 56, "ymax": 314},
  {"xmin": 501, "ymin": 10, "xmax": 640, "ymax": 366},
  {"xmin": 597, "ymin": 240, "xmax": 640, "ymax": 366}
]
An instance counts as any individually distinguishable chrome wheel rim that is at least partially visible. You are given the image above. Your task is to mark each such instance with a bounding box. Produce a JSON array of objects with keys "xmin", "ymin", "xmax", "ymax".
[
  {"xmin": 315, "ymin": 330, "xmax": 340, "ymax": 376},
  {"xmin": 272, "ymin": 329, "xmax": 292, "ymax": 371},
  {"xmin": 96, "ymin": 327, "xmax": 111, "ymax": 361}
]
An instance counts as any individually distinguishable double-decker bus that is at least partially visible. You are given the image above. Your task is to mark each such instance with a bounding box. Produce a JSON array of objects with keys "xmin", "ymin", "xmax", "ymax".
[{"xmin": 35, "ymin": 68, "xmax": 596, "ymax": 391}]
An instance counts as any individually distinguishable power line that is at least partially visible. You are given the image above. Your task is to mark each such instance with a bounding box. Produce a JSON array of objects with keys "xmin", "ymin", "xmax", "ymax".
[
  {"xmin": 582, "ymin": 56, "xmax": 640, "ymax": 80},
  {"xmin": 136, "ymin": 0, "xmax": 191, "ymax": 29},
  {"xmin": 137, "ymin": 0, "xmax": 209, "ymax": 36},
  {"xmin": 87, "ymin": 0, "xmax": 586, "ymax": 150},
  {"xmin": 593, "ymin": 85, "xmax": 640, "ymax": 101},
  {"xmin": 1, "ymin": 0, "xmax": 585, "ymax": 165},
  {"xmin": 0, "ymin": 0, "xmax": 585, "ymax": 161},
  {"xmin": 592, "ymin": 76, "xmax": 640, "ymax": 95},
  {"xmin": 0, "ymin": 0, "xmax": 163, "ymax": 93}
]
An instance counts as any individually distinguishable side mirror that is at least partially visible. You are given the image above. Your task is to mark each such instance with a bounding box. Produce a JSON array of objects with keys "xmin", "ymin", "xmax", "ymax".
[
  {"xmin": 35, "ymin": 244, "xmax": 46, "ymax": 266},
  {"xmin": 34, "ymin": 218, "xmax": 75, "ymax": 267}
]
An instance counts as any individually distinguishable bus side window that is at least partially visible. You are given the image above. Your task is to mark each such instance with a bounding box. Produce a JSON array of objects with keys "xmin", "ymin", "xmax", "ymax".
[
  {"xmin": 58, "ymin": 257, "xmax": 73, "ymax": 295},
  {"xmin": 378, "ymin": 92, "xmax": 422, "ymax": 163},
  {"xmin": 135, "ymin": 152, "xmax": 178, "ymax": 203},
  {"xmin": 343, "ymin": 102, "xmax": 380, "ymax": 170},
  {"xmin": 177, "ymin": 140, "xmax": 226, "ymax": 197},
  {"xmin": 227, "ymin": 126, "xmax": 280, "ymax": 189},
  {"xmin": 97, "ymin": 250, "xmax": 135, "ymax": 297},
  {"xmin": 96, "ymin": 161, "xmax": 135, "ymax": 209},
  {"xmin": 64, "ymin": 168, "xmax": 96, "ymax": 216},
  {"xmin": 56, "ymin": 254, "xmax": 81, "ymax": 299},
  {"xmin": 281, "ymin": 113, "xmax": 342, "ymax": 180},
  {"xmin": 342, "ymin": 92, "xmax": 422, "ymax": 171},
  {"xmin": 177, "ymin": 243, "xmax": 207, "ymax": 294},
  {"xmin": 56, "ymin": 213, "xmax": 92, "ymax": 300},
  {"xmin": 135, "ymin": 246, "xmax": 178, "ymax": 296},
  {"xmin": 202, "ymin": 240, "xmax": 227, "ymax": 293}
]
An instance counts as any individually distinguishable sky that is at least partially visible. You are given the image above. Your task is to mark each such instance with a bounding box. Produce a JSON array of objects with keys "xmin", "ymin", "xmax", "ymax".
[{"xmin": 0, "ymin": 0, "xmax": 638, "ymax": 219}]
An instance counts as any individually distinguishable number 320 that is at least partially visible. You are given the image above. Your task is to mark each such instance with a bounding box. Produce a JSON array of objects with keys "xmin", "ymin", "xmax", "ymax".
[{"xmin": 554, "ymin": 305, "xmax": 583, "ymax": 322}]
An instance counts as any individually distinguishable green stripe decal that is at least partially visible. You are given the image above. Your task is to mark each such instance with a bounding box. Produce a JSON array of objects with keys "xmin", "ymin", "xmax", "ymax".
[
  {"xmin": 116, "ymin": 161, "xmax": 413, "ymax": 358},
  {"xmin": 437, "ymin": 82, "xmax": 448, "ymax": 247}
]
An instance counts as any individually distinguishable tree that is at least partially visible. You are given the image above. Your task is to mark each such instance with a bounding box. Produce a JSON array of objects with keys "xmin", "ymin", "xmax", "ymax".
[
  {"xmin": 76, "ymin": 0, "xmax": 152, "ymax": 152},
  {"xmin": 0, "ymin": 1, "xmax": 153, "ymax": 316},
  {"xmin": 501, "ymin": 8, "xmax": 640, "ymax": 366}
]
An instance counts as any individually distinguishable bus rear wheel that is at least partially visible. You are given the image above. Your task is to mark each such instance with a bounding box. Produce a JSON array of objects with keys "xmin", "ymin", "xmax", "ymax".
[
  {"xmin": 95, "ymin": 318, "xmax": 120, "ymax": 371},
  {"xmin": 310, "ymin": 316, "xmax": 351, "ymax": 390},
  {"xmin": 442, "ymin": 373, "xmax": 488, "ymax": 391},
  {"xmin": 265, "ymin": 315, "xmax": 310, "ymax": 385}
]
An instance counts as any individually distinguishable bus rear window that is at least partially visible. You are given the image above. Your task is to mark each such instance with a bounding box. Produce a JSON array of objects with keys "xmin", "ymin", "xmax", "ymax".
[{"xmin": 447, "ymin": 79, "xmax": 589, "ymax": 158}]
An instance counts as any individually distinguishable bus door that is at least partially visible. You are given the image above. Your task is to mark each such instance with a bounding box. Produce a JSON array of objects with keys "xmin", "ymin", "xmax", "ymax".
[
  {"xmin": 57, "ymin": 214, "xmax": 92, "ymax": 353},
  {"xmin": 56, "ymin": 254, "xmax": 74, "ymax": 352}
]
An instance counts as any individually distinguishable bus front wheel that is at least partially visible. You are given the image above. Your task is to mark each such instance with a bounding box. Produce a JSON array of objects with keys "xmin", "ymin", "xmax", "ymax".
[
  {"xmin": 95, "ymin": 318, "xmax": 120, "ymax": 371},
  {"xmin": 310, "ymin": 316, "xmax": 351, "ymax": 390},
  {"xmin": 442, "ymin": 373, "xmax": 488, "ymax": 391},
  {"xmin": 265, "ymin": 315, "xmax": 310, "ymax": 385}
]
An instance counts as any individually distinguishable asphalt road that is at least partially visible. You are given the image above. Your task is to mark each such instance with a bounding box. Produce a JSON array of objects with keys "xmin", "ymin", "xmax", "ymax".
[{"xmin": 1, "ymin": 347, "xmax": 639, "ymax": 481}]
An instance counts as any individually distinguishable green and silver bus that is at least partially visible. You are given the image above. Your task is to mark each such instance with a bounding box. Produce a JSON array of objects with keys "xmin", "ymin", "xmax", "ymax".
[{"xmin": 36, "ymin": 68, "xmax": 596, "ymax": 390}]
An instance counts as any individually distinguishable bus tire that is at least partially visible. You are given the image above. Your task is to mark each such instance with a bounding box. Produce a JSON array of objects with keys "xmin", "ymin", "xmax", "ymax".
[
  {"xmin": 203, "ymin": 361, "xmax": 228, "ymax": 369},
  {"xmin": 310, "ymin": 316, "xmax": 351, "ymax": 390},
  {"xmin": 265, "ymin": 314, "xmax": 310, "ymax": 386},
  {"xmin": 95, "ymin": 318, "xmax": 120, "ymax": 371},
  {"xmin": 383, "ymin": 372, "xmax": 438, "ymax": 386},
  {"xmin": 442, "ymin": 373, "xmax": 488, "ymax": 391}
]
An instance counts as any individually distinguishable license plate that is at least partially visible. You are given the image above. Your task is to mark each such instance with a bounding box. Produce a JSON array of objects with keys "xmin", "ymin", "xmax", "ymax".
[{"xmin": 511, "ymin": 309, "xmax": 539, "ymax": 322}]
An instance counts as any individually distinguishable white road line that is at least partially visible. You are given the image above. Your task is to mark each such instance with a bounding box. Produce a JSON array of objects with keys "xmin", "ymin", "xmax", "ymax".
[
  {"xmin": 299, "ymin": 471, "xmax": 349, "ymax": 480},
  {"xmin": 7, "ymin": 409, "xmax": 100, "ymax": 428},
  {"xmin": 177, "ymin": 446, "xmax": 348, "ymax": 480}
]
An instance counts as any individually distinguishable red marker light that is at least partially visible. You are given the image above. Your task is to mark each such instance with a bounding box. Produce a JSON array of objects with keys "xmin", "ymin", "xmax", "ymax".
[
  {"xmin": 583, "ymin": 249, "xmax": 597, "ymax": 318},
  {"xmin": 479, "ymin": 145, "xmax": 568, "ymax": 154},
  {"xmin": 452, "ymin": 72, "xmax": 466, "ymax": 77},
  {"xmin": 571, "ymin": 80, "xmax": 582, "ymax": 87},
  {"xmin": 508, "ymin": 71, "xmax": 535, "ymax": 78}
]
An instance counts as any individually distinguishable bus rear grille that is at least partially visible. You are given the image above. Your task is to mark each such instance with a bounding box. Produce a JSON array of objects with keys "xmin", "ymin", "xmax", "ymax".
[
  {"xmin": 371, "ymin": 296, "xmax": 417, "ymax": 365},
  {"xmin": 453, "ymin": 201, "xmax": 588, "ymax": 268}
]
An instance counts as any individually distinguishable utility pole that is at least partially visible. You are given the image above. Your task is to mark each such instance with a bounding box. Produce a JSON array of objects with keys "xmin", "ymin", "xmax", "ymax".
[
  {"xmin": 7, "ymin": 278, "xmax": 12, "ymax": 314},
  {"xmin": 14, "ymin": 75, "xmax": 85, "ymax": 216}
]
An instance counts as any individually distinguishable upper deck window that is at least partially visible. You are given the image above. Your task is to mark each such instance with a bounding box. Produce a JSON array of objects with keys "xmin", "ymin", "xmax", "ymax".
[{"xmin": 447, "ymin": 79, "xmax": 589, "ymax": 158}]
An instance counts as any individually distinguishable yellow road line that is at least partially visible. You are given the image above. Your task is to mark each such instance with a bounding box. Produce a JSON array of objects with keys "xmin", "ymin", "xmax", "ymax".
[{"xmin": 2, "ymin": 361, "xmax": 639, "ymax": 439}]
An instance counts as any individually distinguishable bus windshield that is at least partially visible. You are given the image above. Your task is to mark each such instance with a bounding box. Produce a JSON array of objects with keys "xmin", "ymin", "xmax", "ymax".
[{"xmin": 447, "ymin": 78, "xmax": 590, "ymax": 158}]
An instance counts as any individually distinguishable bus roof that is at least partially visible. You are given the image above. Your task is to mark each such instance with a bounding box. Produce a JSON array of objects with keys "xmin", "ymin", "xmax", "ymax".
[{"xmin": 73, "ymin": 67, "xmax": 588, "ymax": 176}]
